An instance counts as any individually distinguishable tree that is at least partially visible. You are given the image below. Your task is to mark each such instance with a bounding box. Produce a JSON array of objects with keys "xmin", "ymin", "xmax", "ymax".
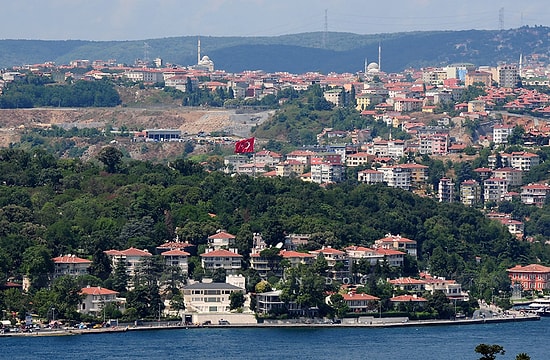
[
  {"xmin": 21, "ymin": 245, "xmax": 54, "ymax": 289},
  {"xmin": 330, "ymin": 293, "xmax": 349, "ymax": 318},
  {"xmin": 229, "ymin": 291, "xmax": 245, "ymax": 310},
  {"xmin": 427, "ymin": 290, "xmax": 454, "ymax": 319},
  {"xmin": 474, "ymin": 344, "xmax": 505, "ymax": 360},
  {"xmin": 515, "ymin": 353, "xmax": 531, "ymax": 360},
  {"xmin": 97, "ymin": 146, "xmax": 123, "ymax": 173},
  {"xmin": 169, "ymin": 292, "xmax": 186, "ymax": 320},
  {"xmin": 110, "ymin": 259, "xmax": 129, "ymax": 293},
  {"xmin": 211, "ymin": 267, "xmax": 227, "ymax": 283},
  {"xmin": 50, "ymin": 275, "xmax": 85, "ymax": 320}
]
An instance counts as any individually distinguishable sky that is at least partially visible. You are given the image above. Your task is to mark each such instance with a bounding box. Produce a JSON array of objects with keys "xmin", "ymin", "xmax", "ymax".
[{"xmin": 1, "ymin": 0, "xmax": 548, "ymax": 41}]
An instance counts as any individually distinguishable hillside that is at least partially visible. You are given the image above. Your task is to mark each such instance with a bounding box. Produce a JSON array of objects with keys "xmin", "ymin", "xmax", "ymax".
[{"xmin": 0, "ymin": 27, "xmax": 548, "ymax": 73}]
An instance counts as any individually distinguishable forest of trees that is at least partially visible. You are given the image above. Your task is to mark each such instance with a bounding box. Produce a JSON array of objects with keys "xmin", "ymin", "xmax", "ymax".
[
  {"xmin": 0, "ymin": 76, "xmax": 121, "ymax": 108},
  {"xmin": 0, "ymin": 146, "xmax": 549, "ymax": 322}
]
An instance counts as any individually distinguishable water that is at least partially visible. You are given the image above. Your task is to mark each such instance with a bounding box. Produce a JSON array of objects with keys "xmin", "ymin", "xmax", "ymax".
[{"xmin": 2, "ymin": 319, "xmax": 548, "ymax": 360}]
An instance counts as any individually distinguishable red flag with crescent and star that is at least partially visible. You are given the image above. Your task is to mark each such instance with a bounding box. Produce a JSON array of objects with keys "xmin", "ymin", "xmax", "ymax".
[{"xmin": 234, "ymin": 137, "xmax": 255, "ymax": 153}]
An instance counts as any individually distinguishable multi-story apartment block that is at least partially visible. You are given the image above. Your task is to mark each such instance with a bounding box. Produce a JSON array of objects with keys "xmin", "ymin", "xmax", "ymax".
[
  {"xmin": 399, "ymin": 163, "xmax": 429, "ymax": 187},
  {"xmin": 520, "ymin": 183, "xmax": 550, "ymax": 207},
  {"xmin": 496, "ymin": 64, "xmax": 519, "ymax": 88},
  {"xmin": 378, "ymin": 166, "xmax": 411, "ymax": 190},
  {"xmin": 52, "ymin": 255, "xmax": 92, "ymax": 279},
  {"xmin": 310, "ymin": 160, "xmax": 344, "ymax": 184},
  {"xmin": 286, "ymin": 150, "xmax": 317, "ymax": 165},
  {"xmin": 310, "ymin": 247, "xmax": 349, "ymax": 280},
  {"xmin": 124, "ymin": 69, "xmax": 164, "ymax": 83},
  {"xmin": 276, "ymin": 160, "xmax": 306, "ymax": 177},
  {"xmin": 160, "ymin": 249, "xmax": 190, "ymax": 275},
  {"xmin": 183, "ymin": 282, "xmax": 243, "ymax": 313},
  {"xmin": 510, "ymin": 152, "xmax": 540, "ymax": 171},
  {"xmin": 460, "ymin": 179, "xmax": 481, "ymax": 207},
  {"xmin": 468, "ymin": 100, "xmax": 486, "ymax": 113},
  {"xmin": 367, "ymin": 139, "xmax": 406, "ymax": 159},
  {"xmin": 345, "ymin": 246, "xmax": 384, "ymax": 266},
  {"xmin": 104, "ymin": 247, "xmax": 152, "ymax": 278},
  {"xmin": 374, "ymin": 234, "xmax": 417, "ymax": 258},
  {"xmin": 357, "ymin": 169, "xmax": 385, "ymax": 184},
  {"xmin": 346, "ymin": 152, "xmax": 373, "ymax": 167},
  {"xmin": 207, "ymin": 231, "xmax": 236, "ymax": 250},
  {"xmin": 488, "ymin": 151, "xmax": 540, "ymax": 171},
  {"xmin": 224, "ymin": 155, "xmax": 249, "ymax": 173},
  {"xmin": 254, "ymin": 150, "xmax": 283, "ymax": 167},
  {"xmin": 355, "ymin": 93, "xmax": 383, "ymax": 110},
  {"xmin": 483, "ymin": 177, "xmax": 509, "ymax": 203},
  {"xmin": 497, "ymin": 218, "xmax": 524, "ymax": 238},
  {"xmin": 492, "ymin": 167, "xmax": 523, "ymax": 186},
  {"xmin": 492, "ymin": 124, "xmax": 514, "ymax": 144},
  {"xmin": 465, "ymin": 70, "xmax": 492, "ymax": 87},
  {"xmin": 323, "ymin": 88, "xmax": 344, "ymax": 107},
  {"xmin": 507, "ymin": 264, "xmax": 550, "ymax": 291},
  {"xmin": 78, "ymin": 286, "xmax": 125, "ymax": 317},
  {"xmin": 200, "ymin": 249, "xmax": 242, "ymax": 274},
  {"xmin": 418, "ymin": 134, "xmax": 449, "ymax": 155},
  {"xmin": 391, "ymin": 98, "xmax": 423, "ymax": 112},
  {"xmin": 438, "ymin": 177, "xmax": 454, "ymax": 203}
]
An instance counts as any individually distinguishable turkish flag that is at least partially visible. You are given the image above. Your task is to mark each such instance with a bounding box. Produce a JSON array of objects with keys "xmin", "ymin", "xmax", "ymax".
[{"xmin": 235, "ymin": 137, "xmax": 255, "ymax": 153}]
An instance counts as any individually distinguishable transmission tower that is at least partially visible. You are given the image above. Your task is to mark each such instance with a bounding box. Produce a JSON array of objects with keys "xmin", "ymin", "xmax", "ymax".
[
  {"xmin": 499, "ymin": 8, "xmax": 504, "ymax": 30},
  {"xmin": 322, "ymin": 9, "xmax": 328, "ymax": 49},
  {"xmin": 143, "ymin": 42, "xmax": 150, "ymax": 62}
]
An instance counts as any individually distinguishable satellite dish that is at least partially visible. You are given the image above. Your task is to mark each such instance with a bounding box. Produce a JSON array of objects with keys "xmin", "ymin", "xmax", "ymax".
[{"xmin": 275, "ymin": 242, "xmax": 283, "ymax": 249}]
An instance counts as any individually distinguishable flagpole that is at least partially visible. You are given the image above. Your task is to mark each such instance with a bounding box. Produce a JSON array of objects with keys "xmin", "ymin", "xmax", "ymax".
[{"xmin": 253, "ymin": 150, "xmax": 256, "ymax": 179}]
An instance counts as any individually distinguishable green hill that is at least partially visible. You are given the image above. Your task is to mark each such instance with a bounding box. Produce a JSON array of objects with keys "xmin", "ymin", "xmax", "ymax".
[{"xmin": 1, "ymin": 26, "xmax": 548, "ymax": 73}]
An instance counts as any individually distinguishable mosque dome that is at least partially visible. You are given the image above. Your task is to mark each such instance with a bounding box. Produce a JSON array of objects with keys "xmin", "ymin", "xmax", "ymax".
[{"xmin": 367, "ymin": 62, "xmax": 379, "ymax": 72}]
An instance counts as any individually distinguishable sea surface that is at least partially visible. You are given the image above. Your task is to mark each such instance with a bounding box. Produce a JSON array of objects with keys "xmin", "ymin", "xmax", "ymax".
[{"xmin": 2, "ymin": 318, "xmax": 548, "ymax": 360}]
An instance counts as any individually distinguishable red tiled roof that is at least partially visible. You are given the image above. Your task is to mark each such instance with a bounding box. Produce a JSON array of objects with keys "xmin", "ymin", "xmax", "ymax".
[
  {"xmin": 53, "ymin": 255, "xmax": 92, "ymax": 264},
  {"xmin": 104, "ymin": 247, "xmax": 152, "ymax": 257},
  {"xmin": 311, "ymin": 247, "xmax": 345, "ymax": 255},
  {"xmin": 208, "ymin": 231, "xmax": 236, "ymax": 239},
  {"xmin": 200, "ymin": 249, "xmax": 242, "ymax": 257},
  {"xmin": 390, "ymin": 295, "xmax": 427, "ymax": 302},
  {"xmin": 376, "ymin": 248, "xmax": 405, "ymax": 256},
  {"xmin": 507, "ymin": 264, "xmax": 550, "ymax": 273},
  {"xmin": 157, "ymin": 241, "xmax": 194, "ymax": 249},
  {"xmin": 389, "ymin": 277, "xmax": 427, "ymax": 285},
  {"xmin": 161, "ymin": 249, "xmax": 190, "ymax": 256},
  {"xmin": 80, "ymin": 286, "xmax": 118, "ymax": 296},
  {"xmin": 342, "ymin": 293, "xmax": 379, "ymax": 301},
  {"xmin": 280, "ymin": 250, "xmax": 315, "ymax": 259},
  {"xmin": 377, "ymin": 235, "xmax": 416, "ymax": 243}
]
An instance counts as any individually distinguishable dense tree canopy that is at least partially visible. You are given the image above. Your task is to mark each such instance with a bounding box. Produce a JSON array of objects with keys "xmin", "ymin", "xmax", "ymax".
[
  {"xmin": 0, "ymin": 78, "xmax": 121, "ymax": 108},
  {"xmin": 0, "ymin": 147, "xmax": 548, "ymax": 321}
]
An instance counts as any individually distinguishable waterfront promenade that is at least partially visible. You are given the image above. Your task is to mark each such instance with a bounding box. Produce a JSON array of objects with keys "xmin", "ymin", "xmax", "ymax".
[{"xmin": 0, "ymin": 311, "xmax": 540, "ymax": 337}]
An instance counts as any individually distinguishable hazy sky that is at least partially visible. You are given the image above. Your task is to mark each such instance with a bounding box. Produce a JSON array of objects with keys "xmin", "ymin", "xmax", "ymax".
[{"xmin": 2, "ymin": 0, "xmax": 548, "ymax": 41}]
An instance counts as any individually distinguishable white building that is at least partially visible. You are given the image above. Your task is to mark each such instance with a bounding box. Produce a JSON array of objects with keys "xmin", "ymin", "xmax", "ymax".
[
  {"xmin": 310, "ymin": 161, "xmax": 344, "ymax": 184},
  {"xmin": 78, "ymin": 286, "xmax": 125, "ymax": 317},
  {"xmin": 200, "ymin": 249, "xmax": 242, "ymax": 274},
  {"xmin": 182, "ymin": 282, "xmax": 242, "ymax": 313},
  {"xmin": 160, "ymin": 249, "xmax": 190, "ymax": 275},
  {"xmin": 492, "ymin": 124, "xmax": 514, "ymax": 144},
  {"xmin": 52, "ymin": 255, "xmax": 91, "ymax": 279},
  {"xmin": 483, "ymin": 178, "xmax": 509, "ymax": 203},
  {"xmin": 357, "ymin": 169, "xmax": 385, "ymax": 184},
  {"xmin": 378, "ymin": 166, "xmax": 411, "ymax": 190}
]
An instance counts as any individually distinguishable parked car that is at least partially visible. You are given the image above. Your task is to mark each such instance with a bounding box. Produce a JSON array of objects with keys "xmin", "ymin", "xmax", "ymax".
[{"xmin": 218, "ymin": 319, "xmax": 230, "ymax": 325}]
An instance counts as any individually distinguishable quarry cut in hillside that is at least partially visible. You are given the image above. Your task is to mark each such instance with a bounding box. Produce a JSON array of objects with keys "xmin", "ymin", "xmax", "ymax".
[{"xmin": 0, "ymin": 107, "xmax": 272, "ymax": 148}]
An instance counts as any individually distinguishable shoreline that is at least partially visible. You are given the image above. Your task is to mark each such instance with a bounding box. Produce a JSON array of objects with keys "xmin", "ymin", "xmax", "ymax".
[{"xmin": 0, "ymin": 313, "xmax": 540, "ymax": 337}]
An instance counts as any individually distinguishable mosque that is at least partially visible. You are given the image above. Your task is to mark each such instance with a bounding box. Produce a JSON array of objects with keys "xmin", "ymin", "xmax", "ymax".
[
  {"xmin": 194, "ymin": 37, "xmax": 214, "ymax": 72},
  {"xmin": 363, "ymin": 42, "xmax": 382, "ymax": 78}
]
